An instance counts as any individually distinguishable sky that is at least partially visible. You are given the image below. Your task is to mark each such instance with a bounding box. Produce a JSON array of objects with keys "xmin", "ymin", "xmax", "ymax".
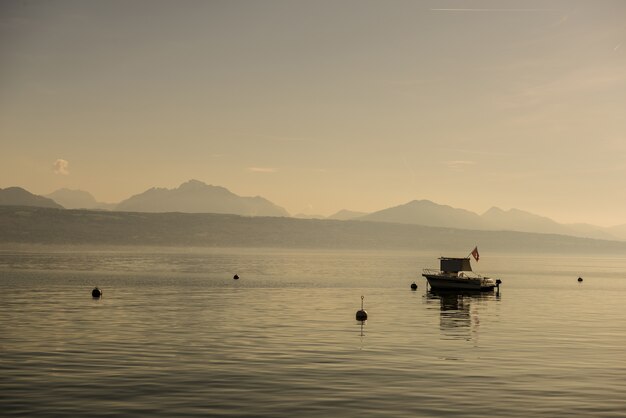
[{"xmin": 1, "ymin": 0, "xmax": 625, "ymax": 226}]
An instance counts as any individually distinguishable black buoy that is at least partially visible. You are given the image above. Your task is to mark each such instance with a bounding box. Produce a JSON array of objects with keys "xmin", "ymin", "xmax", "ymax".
[
  {"xmin": 92, "ymin": 287, "xmax": 102, "ymax": 298},
  {"xmin": 578, "ymin": 277, "xmax": 583, "ymax": 282},
  {"xmin": 356, "ymin": 295, "xmax": 368, "ymax": 321},
  {"xmin": 233, "ymin": 274, "xmax": 239, "ymax": 280},
  {"xmin": 410, "ymin": 282, "xmax": 418, "ymax": 290}
]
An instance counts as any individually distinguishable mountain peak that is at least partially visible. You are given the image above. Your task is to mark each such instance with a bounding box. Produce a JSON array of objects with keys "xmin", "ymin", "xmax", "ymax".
[
  {"xmin": 179, "ymin": 179, "xmax": 208, "ymax": 189},
  {"xmin": 116, "ymin": 181, "xmax": 288, "ymax": 216},
  {"xmin": 483, "ymin": 206, "xmax": 505, "ymax": 216},
  {"xmin": 407, "ymin": 199, "xmax": 436, "ymax": 206},
  {"xmin": 0, "ymin": 187, "xmax": 64, "ymax": 209},
  {"xmin": 360, "ymin": 199, "xmax": 484, "ymax": 229},
  {"xmin": 47, "ymin": 188, "xmax": 115, "ymax": 210},
  {"xmin": 177, "ymin": 179, "xmax": 232, "ymax": 195},
  {"xmin": 328, "ymin": 209, "xmax": 368, "ymax": 220}
]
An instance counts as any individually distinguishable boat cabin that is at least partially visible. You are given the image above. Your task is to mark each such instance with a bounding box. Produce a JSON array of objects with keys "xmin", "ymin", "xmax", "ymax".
[{"xmin": 439, "ymin": 257, "xmax": 472, "ymax": 273}]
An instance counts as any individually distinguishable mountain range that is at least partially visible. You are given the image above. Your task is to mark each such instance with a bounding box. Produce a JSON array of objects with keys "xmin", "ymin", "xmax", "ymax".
[
  {"xmin": 1, "ymin": 181, "xmax": 625, "ymax": 241},
  {"xmin": 328, "ymin": 209, "xmax": 368, "ymax": 220},
  {"xmin": 0, "ymin": 187, "xmax": 63, "ymax": 209},
  {"xmin": 115, "ymin": 179, "xmax": 289, "ymax": 217},
  {"xmin": 46, "ymin": 188, "xmax": 116, "ymax": 210},
  {"xmin": 358, "ymin": 200, "xmax": 620, "ymax": 241},
  {"xmin": 3, "ymin": 205, "xmax": 626, "ymax": 254}
]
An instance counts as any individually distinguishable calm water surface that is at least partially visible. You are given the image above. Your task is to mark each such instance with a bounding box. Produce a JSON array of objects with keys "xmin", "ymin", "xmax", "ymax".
[{"xmin": 1, "ymin": 248, "xmax": 625, "ymax": 417}]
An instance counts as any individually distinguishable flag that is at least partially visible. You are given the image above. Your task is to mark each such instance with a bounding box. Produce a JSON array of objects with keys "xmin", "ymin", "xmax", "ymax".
[{"xmin": 471, "ymin": 246, "xmax": 479, "ymax": 262}]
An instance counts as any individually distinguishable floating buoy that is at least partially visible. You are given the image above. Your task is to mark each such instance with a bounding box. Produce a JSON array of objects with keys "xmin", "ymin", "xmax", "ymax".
[
  {"xmin": 233, "ymin": 274, "xmax": 239, "ymax": 280},
  {"xmin": 356, "ymin": 295, "xmax": 368, "ymax": 321},
  {"xmin": 410, "ymin": 282, "xmax": 418, "ymax": 290},
  {"xmin": 578, "ymin": 277, "xmax": 583, "ymax": 282},
  {"xmin": 92, "ymin": 287, "xmax": 102, "ymax": 298}
]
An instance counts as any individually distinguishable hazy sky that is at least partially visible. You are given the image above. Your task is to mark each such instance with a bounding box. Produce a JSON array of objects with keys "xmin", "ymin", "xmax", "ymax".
[{"xmin": 1, "ymin": 0, "xmax": 625, "ymax": 225}]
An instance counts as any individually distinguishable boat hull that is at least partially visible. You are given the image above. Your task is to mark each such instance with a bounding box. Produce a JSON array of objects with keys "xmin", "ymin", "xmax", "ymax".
[{"xmin": 422, "ymin": 274, "xmax": 496, "ymax": 291}]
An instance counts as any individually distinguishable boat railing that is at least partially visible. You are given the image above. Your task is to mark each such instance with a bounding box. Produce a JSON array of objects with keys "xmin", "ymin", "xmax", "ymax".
[
  {"xmin": 422, "ymin": 268, "xmax": 485, "ymax": 279},
  {"xmin": 458, "ymin": 271, "xmax": 484, "ymax": 279}
]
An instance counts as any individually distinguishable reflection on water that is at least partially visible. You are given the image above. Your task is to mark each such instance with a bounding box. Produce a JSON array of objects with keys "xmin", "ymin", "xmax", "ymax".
[
  {"xmin": 2, "ymin": 249, "xmax": 626, "ymax": 417},
  {"xmin": 425, "ymin": 290, "xmax": 500, "ymax": 340}
]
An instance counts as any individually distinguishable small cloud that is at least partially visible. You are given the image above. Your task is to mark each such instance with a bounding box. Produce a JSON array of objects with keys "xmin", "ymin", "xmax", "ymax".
[
  {"xmin": 248, "ymin": 167, "xmax": 277, "ymax": 173},
  {"xmin": 430, "ymin": 8, "xmax": 559, "ymax": 12},
  {"xmin": 258, "ymin": 134, "xmax": 307, "ymax": 143},
  {"xmin": 445, "ymin": 160, "xmax": 476, "ymax": 169},
  {"xmin": 53, "ymin": 159, "xmax": 69, "ymax": 175},
  {"xmin": 614, "ymin": 43, "xmax": 622, "ymax": 52}
]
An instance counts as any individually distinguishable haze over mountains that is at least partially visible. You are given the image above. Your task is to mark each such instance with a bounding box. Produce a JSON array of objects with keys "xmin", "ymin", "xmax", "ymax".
[
  {"xmin": 0, "ymin": 187, "xmax": 63, "ymax": 209},
  {"xmin": 116, "ymin": 179, "xmax": 289, "ymax": 217},
  {"xmin": 328, "ymin": 209, "xmax": 369, "ymax": 221},
  {"xmin": 359, "ymin": 200, "xmax": 619, "ymax": 241},
  {"xmin": 1, "ymin": 181, "xmax": 626, "ymax": 241},
  {"xmin": 3, "ymin": 206, "xmax": 626, "ymax": 255},
  {"xmin": 46, "ymin": 188, "xmax": 116, "ymax": 210}
]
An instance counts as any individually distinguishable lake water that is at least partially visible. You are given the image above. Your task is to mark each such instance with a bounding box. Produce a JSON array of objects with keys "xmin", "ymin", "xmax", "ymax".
[{"xmin": 1, "ymin": 248, "xmax": 625, "ymax": 417}]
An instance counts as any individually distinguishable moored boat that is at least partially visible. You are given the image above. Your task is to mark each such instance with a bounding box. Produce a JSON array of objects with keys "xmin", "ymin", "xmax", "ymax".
[{"xmin": 422, "ymin": 250, "xmax": 500, "ymax": 291}]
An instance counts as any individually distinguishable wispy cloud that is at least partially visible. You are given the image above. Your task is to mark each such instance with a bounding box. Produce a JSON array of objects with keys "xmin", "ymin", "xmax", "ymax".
[
  {"xmin": 248, "ymin": 167, "xmax": 277, "ymax": 173},
  {"xmin": 445, "ymin": 160, "xmax": 476, "ymax": 170},
  {"xmin": 438, "ymin": 147, "xmax": 512, "ymax": 157},
  {"xmin": 385, "ymin": 77, "xmax": 438, "ymax": 87},
  {"xmin": 502, "ymin": 67, "xmax": 626, "ymax": 109},
  {"xmin": 257, "ymin": 134, "xmax": 308, "ymax": 143},
  {"xmin": 53, "ymin": 159, "xmax": 69, "ymax": 175},
  {"xmin": 430, "ymin": 8, "xmax": 560, "ymax": 13},
  {"xmin": 482, "ymin": 61, "xmax": 626, "ymax": 116}
]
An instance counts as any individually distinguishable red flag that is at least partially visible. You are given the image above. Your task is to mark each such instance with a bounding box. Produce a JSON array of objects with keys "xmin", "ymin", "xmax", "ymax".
[{"xmin": 471, "ymin": 246, "xmax": 479, "ymax": 262}]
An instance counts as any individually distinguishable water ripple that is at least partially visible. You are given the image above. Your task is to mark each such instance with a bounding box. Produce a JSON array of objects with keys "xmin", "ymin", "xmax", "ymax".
[{"xmin": 1, "ymin": 250, "xmax": 625, "ymax": 416}]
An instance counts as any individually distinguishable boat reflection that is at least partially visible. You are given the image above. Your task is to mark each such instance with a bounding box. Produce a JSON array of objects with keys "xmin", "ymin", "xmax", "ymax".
[{"xmin": 426, "ymin": 290, "xmax": 499, "ymax": 340}]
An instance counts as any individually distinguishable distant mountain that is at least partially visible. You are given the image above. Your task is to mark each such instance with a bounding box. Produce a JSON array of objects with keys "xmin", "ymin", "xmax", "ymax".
[
  {"xmin": 355, "ymin": 200, "xmax": 622, "ymax": 241},
  {"xmin": 359, "ymin": 200, "xmax": 485, "ymax": 230},
  {"xmin": 293, "ymin": 213, "xmax": 325, "ymax": 219},
  {"xmin": 481, "ymin": 207, "xmax": 570, "ymax": 235},
  {"xmin": 564, "ymin": 223, "xmax": 618, "ymax": 241},
  {"xmin": 0, "ymin": 187, "xmax": 64, "ymax": 209},
  {"xmin": 3, "ymin": 205, "xmax": 626, "ymax": 255},
  {"xmin": 608, "ymin": 224, "xmax": 626, "ymax": 240},
  {"xmin": 47, "ymin": 188, "xmax": 116, "ymax": 210},
  {"xmin": 115, "ymin": 179, "xmax": 289, "ymax": 217},
  {"xmin": 481, "ymin": 207, "xmax": 618, "ymax": 240},
  {"xmin": 327, "ymin": 209, "xmax": 368, "ymax": 220}
]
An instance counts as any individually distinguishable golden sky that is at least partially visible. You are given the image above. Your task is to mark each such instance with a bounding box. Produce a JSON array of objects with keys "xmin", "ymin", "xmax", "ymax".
[{"xmin": 1, "ymin": 0, "xmax": 625, "ymax": 225}]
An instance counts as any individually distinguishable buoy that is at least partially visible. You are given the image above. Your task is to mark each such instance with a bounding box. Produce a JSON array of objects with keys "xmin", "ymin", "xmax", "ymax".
[
  {"xmin": 578, "ymin": 277, "xmax": 583, "ymax": 282},
  {"xmin": 92, "ymin": 287, "xmax": 102, "ymax": 298},
  {"xmin": 410, "ymin": 282, "xmax": 418, "ymax": 290},
  {"xmin": 233, "ymin": 274, "xmax": 239, "ymax": 280},
  {"xmin": 356, "ymin": 295, "xmax": 368, "ymax": 321}
]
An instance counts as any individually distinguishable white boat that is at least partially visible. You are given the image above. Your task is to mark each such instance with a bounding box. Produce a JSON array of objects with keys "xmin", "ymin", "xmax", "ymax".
[{"xmin": 422, "ymin": 256, "xmax": 500, "ymax": 291}]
